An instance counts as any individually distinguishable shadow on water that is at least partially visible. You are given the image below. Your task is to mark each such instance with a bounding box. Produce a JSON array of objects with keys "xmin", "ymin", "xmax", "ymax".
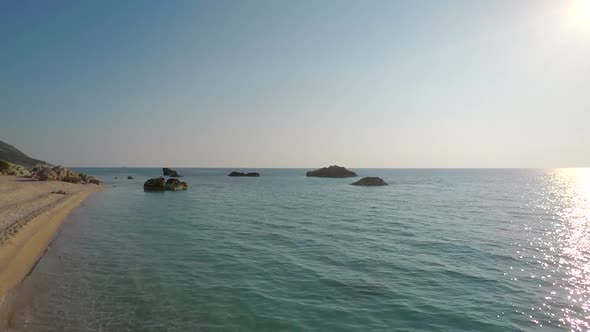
[{"xmin": 142, "ymin": 189, "xmax": 166, "ymax": 194}]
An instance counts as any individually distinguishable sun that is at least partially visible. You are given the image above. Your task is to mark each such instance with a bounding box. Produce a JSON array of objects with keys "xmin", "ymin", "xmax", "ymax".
[
  {"xmin": 569, "ymin": 0, "xmax": 590, "ymax": 28},
  {"xmin": 577, "ymin": 0, "xmax": 590, "ymax": 18}
]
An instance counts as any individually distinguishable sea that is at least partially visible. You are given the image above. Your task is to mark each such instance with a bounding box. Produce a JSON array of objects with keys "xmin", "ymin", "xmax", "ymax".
[{"xmin": 4, "ymin": 168, "xmax": 590, "ymax": 331}]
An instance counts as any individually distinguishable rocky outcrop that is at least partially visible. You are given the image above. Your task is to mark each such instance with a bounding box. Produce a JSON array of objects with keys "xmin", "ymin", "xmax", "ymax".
[
  {"xmin": 144, "ymin": 177, "xmax": 166, "ymax": 190},
  {"xmin": 127, "ymin": 176, "xmax": 134, "ymax": 179},
  {"xmin": 228, "ymin": 171, "xmax": 260, "ymax": 177},
  {"xmin": 144, "ymin": 177, "xmax": 188, "ymax": 191},
  {"xmin": 165, "ymin": 178, "xmax": 188, "ymax": 190},
  {"xmin": 351, "ymin": 177, "xmax": 388, "ymax": 186},
  {"xmin": 306, "ymin": 165, "xmax": 357, "ymax": 178},
  {"xmin": 0, "ymin": 160, "xmax": 31, "ymax": 177},
  {"xmin": 163, "ymin": 168, "xmax": 182, "ymax": 177},
  {"xmin": 31, "ymin": 165, "xmax": 101, "ymax": 185}
]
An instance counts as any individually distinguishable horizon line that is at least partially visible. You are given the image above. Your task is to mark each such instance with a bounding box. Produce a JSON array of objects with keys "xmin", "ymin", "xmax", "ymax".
[{"xmin": 65, "ymin": 166, "xmax": 590, "ymax": 170}]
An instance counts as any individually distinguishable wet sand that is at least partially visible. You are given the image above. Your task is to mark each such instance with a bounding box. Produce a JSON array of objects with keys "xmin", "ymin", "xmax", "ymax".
[{"xmin": 0, "ymin": 176, "xmax": 100, "ymax": 314}]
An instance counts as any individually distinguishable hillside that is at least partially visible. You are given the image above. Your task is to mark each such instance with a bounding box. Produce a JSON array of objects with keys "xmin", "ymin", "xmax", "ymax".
[{"xmin": 0, "ymin": 140, "xmax": 46, "ymax": 169}]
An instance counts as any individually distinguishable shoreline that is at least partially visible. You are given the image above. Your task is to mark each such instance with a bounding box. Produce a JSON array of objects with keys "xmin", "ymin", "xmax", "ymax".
[{"xmin": 0, "ymin": 176, "xmax": 100, "ymax": 306}]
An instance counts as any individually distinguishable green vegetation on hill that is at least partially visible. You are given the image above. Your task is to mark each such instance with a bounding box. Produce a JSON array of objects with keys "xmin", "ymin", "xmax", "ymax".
[
  {"xmin": 0, "ymin": 160, "xmax": 31, "ymax": 176},
  {"xmin": 0, "ymin": 160, "xmax": 10, "ymax": 172},
  {"xmin": 0, "ymin": 140, "xmax": 46, "ymax": 169}
]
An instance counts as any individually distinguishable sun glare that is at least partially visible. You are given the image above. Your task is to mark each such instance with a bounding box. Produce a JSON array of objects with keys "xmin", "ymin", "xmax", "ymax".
[{"xmin": 568, "ymin": 0, "xmax": 590, "ymax": 29}]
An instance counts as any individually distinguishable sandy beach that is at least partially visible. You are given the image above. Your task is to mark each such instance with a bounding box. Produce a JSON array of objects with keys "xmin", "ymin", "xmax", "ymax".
[{"xmin": 0, "ymin": 176, "xmax": 100, "ymax": 302}]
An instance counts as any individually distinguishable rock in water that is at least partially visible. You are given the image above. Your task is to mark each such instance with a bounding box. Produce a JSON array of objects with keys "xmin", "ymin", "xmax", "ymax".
[
  {"xmin": 144, "ymin": 177, "xmax": 188, "ymax": 191},
  {"xmin": 228, "ymin": 171, "xmax": 260, "ymax": 177},
  {"xmin": 165, "ymin": 178, "xmax": 188, "ymax": 190},
  {"xmin": 163, "ymin": 168, "xmax": 182, "ymax": 177},
  {"xmin": 351, "ymin": 177, "xmax": 388, "ymax": 186},
  {"xmin": 306, "ymin": 165, "xmax": 357, "ymax": 178},
  {"xmin": 144, "ymin": 177, "xmax": 166, "ymax": 190},
  {"xmin": 128, "ymin": 176, "xmax": 134, "ymax": 179}
]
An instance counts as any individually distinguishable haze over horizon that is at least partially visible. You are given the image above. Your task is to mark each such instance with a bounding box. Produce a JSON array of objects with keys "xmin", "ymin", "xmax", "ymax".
[{"xmin": 1, "ymin": 0, "xmax": 589, "ymax": 168}]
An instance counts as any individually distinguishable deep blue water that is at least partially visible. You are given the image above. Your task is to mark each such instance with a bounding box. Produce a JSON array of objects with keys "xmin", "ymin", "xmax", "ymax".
[{"xmin": 8, "ymin": 168, "xmax": 590, "ymax": 331}]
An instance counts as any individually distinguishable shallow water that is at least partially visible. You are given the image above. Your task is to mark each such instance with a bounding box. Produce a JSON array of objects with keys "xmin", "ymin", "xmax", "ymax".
[{"xmin": 6, "ymin": 168, "xmax": 590, "ymax": 331}]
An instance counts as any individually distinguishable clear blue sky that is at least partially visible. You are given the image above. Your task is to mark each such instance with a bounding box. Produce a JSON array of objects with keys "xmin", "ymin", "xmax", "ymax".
[{"xmin": 1, "ymin": 0, "xmax": 588, "ymax": 167}]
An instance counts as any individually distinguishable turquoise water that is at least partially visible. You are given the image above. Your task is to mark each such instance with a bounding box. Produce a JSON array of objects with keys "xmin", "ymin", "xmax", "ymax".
[{"xmin": 8, "ymin": 168, "xmax": 590, "ymax": 331}]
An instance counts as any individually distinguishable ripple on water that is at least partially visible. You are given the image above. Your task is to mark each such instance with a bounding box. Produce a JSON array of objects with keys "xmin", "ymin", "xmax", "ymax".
[{"xmin": 4, "ymin": 168, "xmax": 590, "ymax": 331}]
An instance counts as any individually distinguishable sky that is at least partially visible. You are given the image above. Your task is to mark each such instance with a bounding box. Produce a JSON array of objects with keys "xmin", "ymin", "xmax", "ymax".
[{"xmin": 1, "ymin": 0, "xmax": 589, "ymax": 168}]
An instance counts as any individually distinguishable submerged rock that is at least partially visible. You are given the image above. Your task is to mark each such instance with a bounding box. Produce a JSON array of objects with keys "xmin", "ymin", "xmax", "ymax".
[
  {"xmin": 351, "ymin": 177, "xmax": 388, "ymax": 186},
  {"xmin": 306, "ymin": 165, "xmax": 357, "ymax": 178},
  {"xmin": 228, "ymin": 171, "xmax": 260, "ymax": 177},
  {"xmin": 144, "ymin": 177, "xmax": 188, "ymax": 191},
  {"xmin": 163, "ymin": 168, "xmax": 182, "ymax": 177}
]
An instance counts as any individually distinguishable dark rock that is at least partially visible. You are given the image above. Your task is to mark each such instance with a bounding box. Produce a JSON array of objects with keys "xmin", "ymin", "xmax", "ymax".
[
  {"xmin": 144, "ymin": 177, "xmax": 166, "ymax": 190},
  {"xmin": 144, "ymin": 177, "xmax": 188, "ymax": 191},
  {"xmin": 163, "ymin": 168, "xmax": 182, "ymax": 177},
  {"xmin": 351, "ymin": 177, "xmax": 388, "ymax": 186},
  {"xmin": 127, "ymin": 176, "xmax": 134, "ymax": 179},
  {"xmin": 228, "ymin": 171, "xmax": 260, "ymax": 177},
  {"xmin": 306, "ymin": 165, "xmax": 357, "ymax": 178},
  {"xmin": 165, "ymin": 178, "xmax": 188, "ymax": 190}
]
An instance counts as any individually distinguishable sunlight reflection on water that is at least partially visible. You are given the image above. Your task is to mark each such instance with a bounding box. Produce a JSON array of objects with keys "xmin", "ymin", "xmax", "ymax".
[{"xmin": 523, "ymin": 168, "xmax": 590, "ymax": 330}]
